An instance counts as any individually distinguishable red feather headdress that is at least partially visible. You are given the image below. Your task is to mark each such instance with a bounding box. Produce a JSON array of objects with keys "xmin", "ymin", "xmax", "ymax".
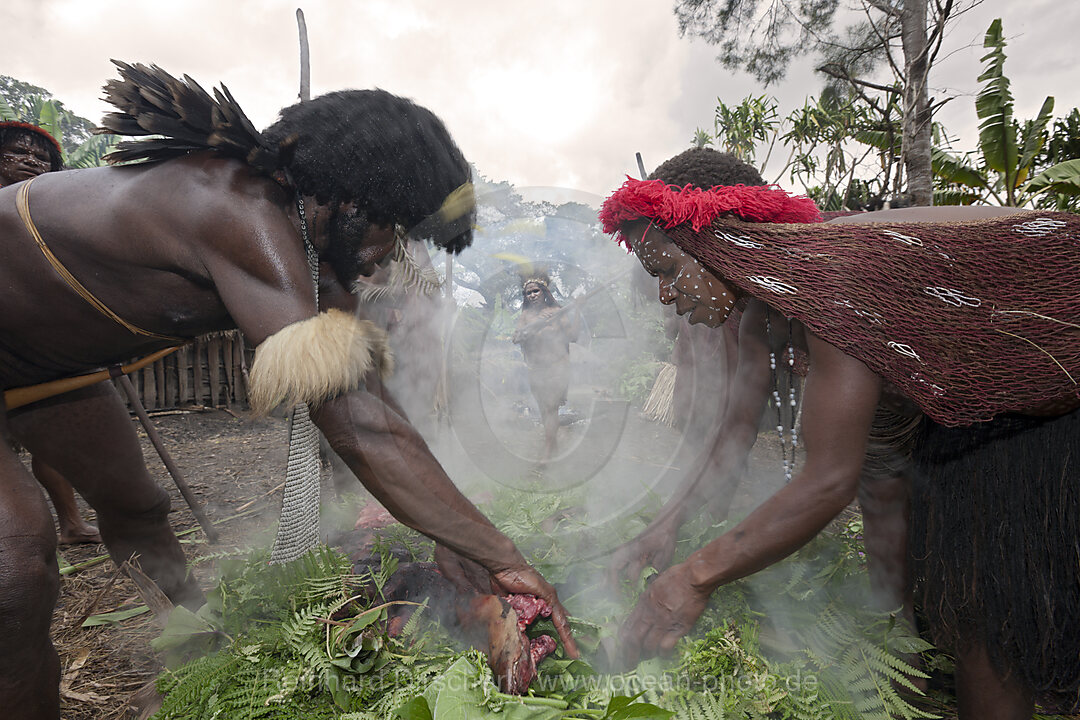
[
  {"xmin": 599, "ymin": 176, "xmax": 821, "ymax": 244},
  {"xmin": 0, "ymin": 121, "xmax": 63, "ymax": 155}
]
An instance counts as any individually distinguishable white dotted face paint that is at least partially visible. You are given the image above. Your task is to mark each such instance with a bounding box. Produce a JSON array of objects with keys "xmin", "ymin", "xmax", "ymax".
[{"xmin": 628, "ymin": 222, "xmax": 737, "ymax": 327}]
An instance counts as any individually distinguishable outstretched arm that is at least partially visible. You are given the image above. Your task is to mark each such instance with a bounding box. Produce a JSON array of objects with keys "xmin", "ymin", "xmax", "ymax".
[
  {"xmin": 312, "ymin": 381, "xmax": 577, "ymax": 657},
  {"xmin": 200, "ymin": 200, "xmax": 578, "ymax": 657},
  {"xmin": 619, "ymin": 330, "xmax": 881, "ymax": 665},
  {"xmin": 608, "ymin": 302, "xmax": 772, "ymax": 585}
]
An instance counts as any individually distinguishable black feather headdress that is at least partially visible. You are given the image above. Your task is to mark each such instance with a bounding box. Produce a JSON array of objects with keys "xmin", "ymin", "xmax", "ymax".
[
  {"xmin": 95, "ymin": 61, "xmax": 474, "ymax": 253},
  {"xmin": 96, "ymin": 60, "xmax": 282, "ymax": 173}
]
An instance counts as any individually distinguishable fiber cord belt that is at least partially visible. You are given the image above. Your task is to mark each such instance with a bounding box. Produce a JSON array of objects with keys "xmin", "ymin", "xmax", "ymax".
[{"xmin": 15, "ymin": 176, "xmax": 183, "ymax": 342}]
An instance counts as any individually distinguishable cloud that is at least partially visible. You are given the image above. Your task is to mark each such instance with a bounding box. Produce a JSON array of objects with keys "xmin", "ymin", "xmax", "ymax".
[{"xmin": 3, "ymin": 0, "xmax": 1077, "ymax": 199}]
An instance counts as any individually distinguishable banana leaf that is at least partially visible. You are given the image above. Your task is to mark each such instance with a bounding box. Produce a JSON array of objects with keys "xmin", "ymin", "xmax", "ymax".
[
  {"xmin": 1023, "ymin": 158, "xmax": 1080, "ymax": 196},
  {"xmin": 976, "ymin": 19, "xmax": 1018, "ymax": 180},
  {"xmin": 931, "ymin": 148, "xmax": 987, "ymax": 189},
  {"xmin": 1016, "ymin": 96, "xmax": 1056, "ymax": 186},
  {"xmin": 0, "ymin": 94, "xmax": 17, "ymax": 121},
  {"xmin": 34, "ymin": 100, "xmax": 64, "ymax": 154}
]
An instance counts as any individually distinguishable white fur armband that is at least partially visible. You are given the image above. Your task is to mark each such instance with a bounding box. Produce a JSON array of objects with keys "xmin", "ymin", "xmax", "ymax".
[{"xmin": 248, "ymin": 309, "xmax": 394, "ymax": 416}]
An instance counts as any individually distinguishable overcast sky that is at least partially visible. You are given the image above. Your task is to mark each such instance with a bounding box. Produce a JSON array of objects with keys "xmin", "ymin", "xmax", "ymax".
[{"xmin": 3, "ymin": 0, "xmax": 1077, "ymax": 203}]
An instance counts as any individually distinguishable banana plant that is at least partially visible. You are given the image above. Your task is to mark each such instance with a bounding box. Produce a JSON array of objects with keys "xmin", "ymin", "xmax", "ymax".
[
  {"xmin": 933, "ymin": 19, "xmax": 1080, "ymax": 207},
  {"xmin": 1023, "ymin": 159, "xmax": 1080, "ymax": 203},
  {"xmin": 0, "ymin": 91, "xmax": 116, "ymax": 168},
  {"xmin": 65, "ymin": 134, "xmax": 119, "ymax": 169},
  {"xmin": 30, "ymin": 98, "xmax": 65, "ymax": 152},
  {"xmin": 0, "ymin": 94, "xmax": 17, "ymax": 121}
]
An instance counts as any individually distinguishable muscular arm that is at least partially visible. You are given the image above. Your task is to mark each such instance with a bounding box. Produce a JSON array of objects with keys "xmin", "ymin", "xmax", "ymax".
[
  {"xmin": 687, "ymin": 334, "xmax": 880, "ymax": 588},
  {"xmin": 312, "ymin": 387, "xmax": 523, "ymax": 570},
  {"xmin": 202, "ymin": 200, "xmax": 516, "ymax": 565},
  {"xmin": 195, "ymin": 198, "xmax": 578, "ymax": 655},
  {"xmin": 609, "ymin": 302, "xmax": 772, "ymax": 582},
  {"xmin": 620, "ymin": 330, "xmax": 881, "ymax": 663}
]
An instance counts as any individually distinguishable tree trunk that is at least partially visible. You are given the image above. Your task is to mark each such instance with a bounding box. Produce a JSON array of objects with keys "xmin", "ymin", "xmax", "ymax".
[{"xmin": 900, "ymin": 0, "xmax": 933, "ymax": 205}]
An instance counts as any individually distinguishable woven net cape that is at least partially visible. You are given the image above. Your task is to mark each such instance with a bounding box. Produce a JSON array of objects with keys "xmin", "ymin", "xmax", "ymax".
[{"xmin": 600, "ymin": 178, "xmax": 1080, "ymax": 427}]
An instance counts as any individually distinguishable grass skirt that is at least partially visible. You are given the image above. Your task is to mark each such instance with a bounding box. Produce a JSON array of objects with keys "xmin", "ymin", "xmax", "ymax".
[{"xmin": 909, "ymin": 408, "xmax": 1080, "ymax": 711}]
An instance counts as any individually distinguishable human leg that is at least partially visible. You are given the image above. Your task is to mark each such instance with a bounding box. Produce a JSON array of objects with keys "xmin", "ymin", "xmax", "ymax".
[
  {"xmin": 31, "ymin": 456, "xmax": 101, "ymax": 544},
  {"xmin": 527, "ymin": 364, "xmax": 567, "ymax": 461},
  {"xmin": 857, "ymin": 471, "xmax": 912, "ymax": 616},
  {"xmin": 857, "ymin": 470, "xmax": 930, "ymax": 694},
  {"xmin": 955, "ymin": 636, "xmax": 1033, "ymax": 720},
  {"xmin": 9, "ymin": 382, "xmax": 202, "ymax": 607},
  {"xmin": 539, "ymin": 400, "xmax": 560, "ymax": 460},
  {"xmin": 0, "ymin": 408, "xmax": 61, "ymax": 720}
]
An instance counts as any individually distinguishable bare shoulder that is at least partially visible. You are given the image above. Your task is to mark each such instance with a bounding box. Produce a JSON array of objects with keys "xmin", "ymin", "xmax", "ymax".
[
  {"xmin": 804, "ymin": 331, "xmax": 881, "ymax": 396},
  {"xmin": 24, "ymin": 154, "xmax": 290, "ymax": 246},
  {"xmin": 14, "ymin": 154, "xmax": 300, "ymax": 290},
  {"xmin": 133, "ymin": 154, "xmax": 289, "ymax": 223},
  {"xmin": 827, "ymin": 206, "xmax": 1026, "ymax": 225},
  {"xmin": 121, "ymin": 155, "xmax": 295, "ymax": 263}
]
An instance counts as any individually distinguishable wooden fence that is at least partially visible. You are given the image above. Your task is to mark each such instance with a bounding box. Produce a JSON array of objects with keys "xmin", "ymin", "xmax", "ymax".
[{"xmin": 124, "ymin": 331, "xmax": 251, "ymax": 411}]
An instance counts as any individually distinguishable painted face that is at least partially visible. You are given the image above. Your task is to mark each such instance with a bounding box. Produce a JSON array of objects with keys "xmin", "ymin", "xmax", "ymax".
[
  {"xmin": 0, "ymin": 134, "xmax": 53, "ymax": 186},
  {"xmin": 523, "ymin": 282, "xmax": 545, "ymax": 305},
  {"xmin": 628, "ymin": 222, "xmax": 737, "ymax": 328}
]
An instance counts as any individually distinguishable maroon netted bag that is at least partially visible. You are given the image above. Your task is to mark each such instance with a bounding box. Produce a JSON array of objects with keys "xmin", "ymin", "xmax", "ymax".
[{"xmin": 601, "ymin": 178, "xmax": 1080, "ymax": 426}]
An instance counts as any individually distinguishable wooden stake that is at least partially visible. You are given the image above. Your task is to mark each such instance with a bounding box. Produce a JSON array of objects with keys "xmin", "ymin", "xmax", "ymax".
[{"xmin": 296, "ymin": 8, "xmax": 311, "ymax": 102}]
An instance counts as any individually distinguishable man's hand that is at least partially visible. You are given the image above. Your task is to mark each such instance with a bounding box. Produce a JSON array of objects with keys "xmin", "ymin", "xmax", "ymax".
[
  {"xmin": 434, "ymin": 545, "xmax": 580, "ymax": 659},
  {"xmin": 607, "ymin": 514, "xmax": 680, "ymax": 589},
  {"xmin": 434, "ymin": 543, "xmax": 495, "ymax": 594},
  {"xmin": 617, "ymin": 561, "xmax": 710, "ymax": 669},
  {"xmin": 492, "ymin": 566, "xmax": 580, "ymax": 659}
]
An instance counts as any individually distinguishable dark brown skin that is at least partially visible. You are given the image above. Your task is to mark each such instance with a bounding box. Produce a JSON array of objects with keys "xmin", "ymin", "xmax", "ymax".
[
  {"xmin": 32, "ymin": 457, "xmax": 101, "ymax": 544},
  {"xmin": 0, "ymin": 134, "xmax": 53, "ymax": 186},
  {"xmin": 0, "ymin": 155, "xmax": 576, "ymax": 720},
  {"xmin": 614, "ymin": 209, "xmax": 1076, "ymax": 719},
  {"xmin": 0, "ymin": 131, "xmax": 101, "ymax": 545}
]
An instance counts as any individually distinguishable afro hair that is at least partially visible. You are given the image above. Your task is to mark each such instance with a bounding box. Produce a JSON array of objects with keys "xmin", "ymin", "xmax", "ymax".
[
  {"xmin": 262, "ymin": 89, "xmax": 473, "ymax": 253},
  {"xmin": 98, "ymin": 62, "xmax": 473, "ymax": 253},
  {"xmin": 648, "ymin": 147, "xmax": 764, "ymax": 189}
]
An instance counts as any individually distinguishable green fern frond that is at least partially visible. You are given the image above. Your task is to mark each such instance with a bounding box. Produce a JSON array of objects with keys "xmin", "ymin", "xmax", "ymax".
[
  {"xmin": 154, "ymin": 651, "xmax": 246, "ymax": 718},
  {"xmin": 835, "ymin": 639, "xmax": 934, "ymax": 720},
  {"xmin": 398, "ymin": 599, "xmax": 429, "ymax": 641},
  {"xmin": 669, "ymin": 692, "xmax": 727, "ymax": 720}
]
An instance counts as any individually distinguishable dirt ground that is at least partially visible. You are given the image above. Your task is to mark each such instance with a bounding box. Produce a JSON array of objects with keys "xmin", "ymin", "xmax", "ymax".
[{"xmin": 45, "ymin": 409, "xmax": 291, "ymax": 720}]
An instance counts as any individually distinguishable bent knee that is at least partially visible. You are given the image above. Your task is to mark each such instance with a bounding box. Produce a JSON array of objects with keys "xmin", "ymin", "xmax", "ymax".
[
  {"xmin": 94, "ymin": 485, "xmax": 173, "ymax": 531},
  {"xmin": 0, "ymin": 535, "xmax": 59, "ymax": 630}
]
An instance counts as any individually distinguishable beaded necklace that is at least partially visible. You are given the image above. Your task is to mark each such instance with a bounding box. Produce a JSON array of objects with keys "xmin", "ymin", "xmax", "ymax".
[{"xmin": 766, "ymin": 312, "xmax": 798, "ymax": 481}]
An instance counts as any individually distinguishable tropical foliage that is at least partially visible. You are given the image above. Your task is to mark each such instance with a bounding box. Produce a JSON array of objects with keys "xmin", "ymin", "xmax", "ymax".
[
  {"xmin": 673, "ymin": 0, "xmax": 987, "ymax": 205},
  {"xmin": 695, "ymin": 90, "xmax": 895, "ymax": 211},
  {"xmin": 148, "ymin": 486, "xmax": 945, "ymax": 720},
  {"xmin": 697, "ymin": 18, "xmax": 1080, "ymax": 212},
  {"xmin": 930, "ymin": 20, "xmax": 1080, "ymax": 208},
  {"xmin": 0, "ymin": 75, "xmax": 117, "ymax": 168}
]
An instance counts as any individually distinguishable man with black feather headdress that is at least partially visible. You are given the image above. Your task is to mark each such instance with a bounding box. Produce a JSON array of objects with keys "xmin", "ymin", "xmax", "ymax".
[{"xmin": 0, "ymin": 62, "xmax": 577, "ymax": 719}]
